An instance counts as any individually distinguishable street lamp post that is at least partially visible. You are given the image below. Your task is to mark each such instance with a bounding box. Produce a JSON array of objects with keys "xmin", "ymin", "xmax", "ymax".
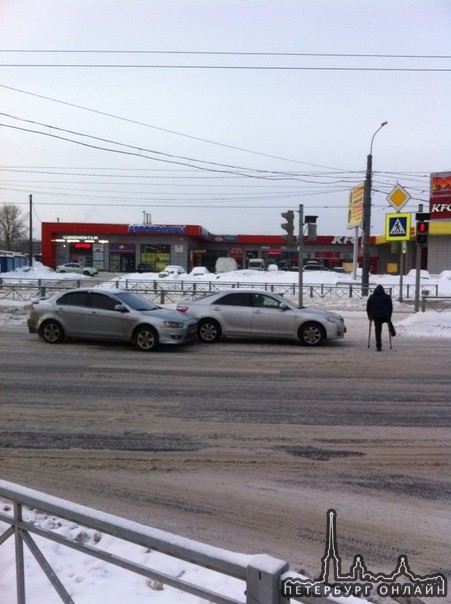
[{"xmin": 361, "ymin": 121, "xmax": 388, "ymax": 296}]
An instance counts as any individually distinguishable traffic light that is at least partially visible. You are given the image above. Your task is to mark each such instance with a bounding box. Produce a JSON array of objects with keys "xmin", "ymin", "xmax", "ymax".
[
  {"xmin": 415, "ymin": 212, "xmax": 430, "ymax": 247},
  {"xmin": 416, "ymin": 220, "xmax": 429, "ymax": 246},
  {"xmin": 281, "ymin": 210, "xmax": 296, "ymax": 246},
  {"xmin": 307, "ymin": 223, "xmax": 317, "ymax": 241},
  {"xmin": 305, "ymin": 215, "xmax": 318, "ymax": 242}
]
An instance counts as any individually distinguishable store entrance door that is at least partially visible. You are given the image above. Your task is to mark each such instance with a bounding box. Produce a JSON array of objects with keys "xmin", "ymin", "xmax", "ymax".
[{"xmin": 109, "ymin": 253, "xmax": 135, "ymax": 272}]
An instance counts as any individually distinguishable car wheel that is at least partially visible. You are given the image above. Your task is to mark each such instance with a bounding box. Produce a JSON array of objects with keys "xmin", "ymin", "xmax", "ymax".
[
  {"xmin": 83, "ymin": 270, "xmax": 91, "ymax": 276},
  {"xmin": 59, "ymin": 270, "xmax": 66, "ymax": 273},
  {"xmin": 39, "ymin": 320, "xmax": 65, "ymax": 344},
  {"xmin": 133, "ymin": 325, "xmax": 158, "ymax": 351},
  {"xmin": 298, "ymin": 322, "xmax": 325, "ymax": 346},
  {"xmin": 198, "ymin": 319, "xmax": 221, "ymax": 343}
]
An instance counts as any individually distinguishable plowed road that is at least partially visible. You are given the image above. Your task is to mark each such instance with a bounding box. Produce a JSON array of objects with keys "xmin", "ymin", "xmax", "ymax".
[{"xmin": 1, "ymin": 316, "xmax": 450, "ymax": 589}]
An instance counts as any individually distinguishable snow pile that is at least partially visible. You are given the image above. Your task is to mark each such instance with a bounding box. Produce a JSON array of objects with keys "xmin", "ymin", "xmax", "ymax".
[
  {"xmin": 395, "ymin": 310, "xmax": 451, "ymax": 337},
  {"xmin": 0, "ymin": 263, "xmax": 91, "ymax": 282}
]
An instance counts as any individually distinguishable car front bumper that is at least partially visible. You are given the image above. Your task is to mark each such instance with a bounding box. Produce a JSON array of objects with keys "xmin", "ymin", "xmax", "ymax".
[{"xmin": 159, "ymin": 322, "xmax": 198, "ymax": 345}]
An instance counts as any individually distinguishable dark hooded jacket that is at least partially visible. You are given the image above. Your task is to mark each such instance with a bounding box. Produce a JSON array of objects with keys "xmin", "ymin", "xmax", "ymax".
[{"xmin": 366, "ymin": 285, "xmax": 393, "ymax": 321}]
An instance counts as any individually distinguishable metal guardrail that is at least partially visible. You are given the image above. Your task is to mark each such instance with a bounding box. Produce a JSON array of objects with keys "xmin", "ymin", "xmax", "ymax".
[
  {"xmin": 0, "ymin": 480, "xmax": 291, "ymax": 604},
  {"xmin": 0, "ymin": 278, "xmax": 89, "ymax": 302},
  {"xmin": 0, "ymin": 276, "xmax": 439, "ymax": 304},
  {"xmin": 421, "ymin": 296, "xmax": 451, "ymax": 312}
]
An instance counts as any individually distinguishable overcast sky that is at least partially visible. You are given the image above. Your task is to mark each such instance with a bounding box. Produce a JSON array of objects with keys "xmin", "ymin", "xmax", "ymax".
[{"xmin": 1, "ymin": 0, "xmax": 450, "ymax": 239}]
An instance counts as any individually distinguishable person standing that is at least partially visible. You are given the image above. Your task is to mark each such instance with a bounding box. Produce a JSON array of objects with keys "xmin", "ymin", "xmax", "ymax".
[{"xmin": 366, "ymin": 285, "xmax": 393, "ymax": 351}]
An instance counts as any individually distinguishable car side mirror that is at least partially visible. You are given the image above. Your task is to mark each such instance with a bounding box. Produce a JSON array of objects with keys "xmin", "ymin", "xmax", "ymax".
[
  {"xmin": 279, "ymin": 303, "xmax": 288, "ymax": 310},
  {"xmin": 114, "ymin": 304, "xmax": 128, "ymax": 312}
]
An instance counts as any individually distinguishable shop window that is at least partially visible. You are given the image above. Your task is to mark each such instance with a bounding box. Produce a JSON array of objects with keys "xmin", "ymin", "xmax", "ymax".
[{"xmin": 140, "ymin": 244, "xmax": 170, "ymax": 272}]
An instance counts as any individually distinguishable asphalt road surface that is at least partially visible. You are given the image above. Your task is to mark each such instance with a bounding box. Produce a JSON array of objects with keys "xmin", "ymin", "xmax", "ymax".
[{"xmin": 1, "ymin": 315, "xmax": 450, "ymax": 597}]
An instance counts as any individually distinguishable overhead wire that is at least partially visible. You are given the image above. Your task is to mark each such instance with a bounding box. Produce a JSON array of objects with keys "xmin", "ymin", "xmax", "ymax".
[
  {"xmin": 1, "ymin": 48, "xmax": 449, "ymax": 70},
  {"xmin": 1, "ymin": 50, "xmax": 450, "ymax": 58},
  {"xmin": 0, "ymin": 84, "xmax": 345, "ymax": 171},
  {"xmin": 0, "ymin": 53, "xmax": 437, "ymax": 221},
  {"xmin": 1, "ymin": 63, "xmax": 449, "ymax": 71},
  {"xmin": 0, "ymin": 114, "xmax": 363, "ymax": 182}
]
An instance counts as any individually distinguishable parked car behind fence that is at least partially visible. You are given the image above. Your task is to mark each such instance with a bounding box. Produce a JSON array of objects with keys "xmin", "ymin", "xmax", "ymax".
[{"xmin": 56, "ymin": 263, "xmax": 98, "ymax": 277}]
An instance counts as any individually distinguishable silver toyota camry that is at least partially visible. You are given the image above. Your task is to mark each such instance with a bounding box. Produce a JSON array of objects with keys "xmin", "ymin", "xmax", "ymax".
[
  {"xmin": 28, "ymin": 288, "xmax": 197, "ymax": 351},
  {"xmin": 177, "ymin": 288, "xmax": 345, "ymax": 346}
]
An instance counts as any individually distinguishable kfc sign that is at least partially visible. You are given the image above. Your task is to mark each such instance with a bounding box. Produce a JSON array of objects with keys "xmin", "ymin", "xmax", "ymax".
[
  {"xmin": 331, "ymin": 236, "xmax": 355, "ymax": 244},
  {"xmin": 430, "ymin": 172, "xmax": 451, "ymax": 219}
]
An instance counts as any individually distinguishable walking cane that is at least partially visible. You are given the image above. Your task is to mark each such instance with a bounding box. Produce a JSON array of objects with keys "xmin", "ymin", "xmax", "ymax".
[
  {"xmin": 388, "ymin": 322, "xmax": 392, "ymax": 350},
  {"xmin": 368, "ymin": 320, "xmax": 372, "ymax": 348}
]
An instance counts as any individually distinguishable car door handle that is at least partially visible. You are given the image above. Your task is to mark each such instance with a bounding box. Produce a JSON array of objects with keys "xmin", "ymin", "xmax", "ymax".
[
  {"xmin": 211, "ymin": 306, "xmax": 221, "ymax": 311},
  {"xmin": 253, "ymin": 309, "xmax": 263, "ymax": 314}
]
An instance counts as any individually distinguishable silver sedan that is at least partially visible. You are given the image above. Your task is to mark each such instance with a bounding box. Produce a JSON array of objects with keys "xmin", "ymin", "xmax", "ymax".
[
  {"xmin": 55, "ymin": 263, "xmax": 98, "ymax": 276},
  {"xmin": 28, "ymin": 288, "xmax": 197, "ymax": 351},
  {"xmin": 177, "ymin": 289, "xmax": 345, "ymax": 346}
]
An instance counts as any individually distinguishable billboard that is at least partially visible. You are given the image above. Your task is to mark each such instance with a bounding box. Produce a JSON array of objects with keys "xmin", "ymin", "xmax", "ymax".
[
  {"xmin": 430, "ymin": 172, "xmax": 451, "ymax": 220},
  {"xmin": 347, "ymin": 183, "xmax": 364, "ymax": 229}
]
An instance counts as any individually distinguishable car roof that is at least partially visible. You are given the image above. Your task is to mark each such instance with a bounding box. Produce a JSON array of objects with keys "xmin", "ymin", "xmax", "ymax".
[
  {"xmin": 211, "ymin": 288, "xmax": 282, "ymax": 295},
  {"xmin": 54, "ymin": 288, "xmax": 120, "ymax": 295}
]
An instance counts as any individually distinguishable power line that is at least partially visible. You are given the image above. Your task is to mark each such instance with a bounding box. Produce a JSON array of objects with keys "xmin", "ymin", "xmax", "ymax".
[
  {"xmin": 0, "ymin": 121, "xmax": 286, "ymax": 179},
  {"xmin": 1, "ymin": 64, "xmax": 449, "ymax": 71},
  {"xmin": 0, "ymin": 84, "xmax": 345, "ymax": 171},
  {"xmin": 1, "ymin": 50, "xmax": 450, "ymax": 59},
  {"xmin": 0, "ymin": 115, "xmax": 356, "ymax": 182}
]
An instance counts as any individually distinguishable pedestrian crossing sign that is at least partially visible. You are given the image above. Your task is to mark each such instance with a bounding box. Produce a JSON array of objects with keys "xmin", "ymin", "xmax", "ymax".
[{"xmin": 385, "ymin": 212, "xmax": 411, "ymax": 241}]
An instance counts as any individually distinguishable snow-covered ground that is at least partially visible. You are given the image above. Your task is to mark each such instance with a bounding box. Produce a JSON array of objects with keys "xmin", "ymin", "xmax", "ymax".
[
  {"xmin": 0, "ymin": 501, "xmax": 249, "ymax": 604},
  {"xmin": 0, "ymin": 264, "xmax": 450, "ymax": 603}
]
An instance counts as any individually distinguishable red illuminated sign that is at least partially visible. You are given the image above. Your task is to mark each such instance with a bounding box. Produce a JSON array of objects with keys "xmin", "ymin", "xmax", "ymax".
[
  {"xmin": 430, "ymin": 172, "xmax": 451, "ymax": 219},
  {"xmin": 432, "ymin": 175, "xmax": 451, "ymax": 191},
  {"xmin": 74, "ymin": 243, "xmax": 92, "ymax": 249}
]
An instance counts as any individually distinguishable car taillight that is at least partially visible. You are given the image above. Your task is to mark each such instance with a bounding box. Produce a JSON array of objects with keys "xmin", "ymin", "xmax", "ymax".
[
  {"xmin": 177, "ymin": 305, "xmax": 189, "ymax": 313},
  {"xmin": 28, "ymin": 303, "xmax": 34, "ymax": 311}
]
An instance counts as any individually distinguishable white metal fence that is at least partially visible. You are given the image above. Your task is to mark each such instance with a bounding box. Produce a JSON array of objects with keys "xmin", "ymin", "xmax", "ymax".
[
  {"xmin": 0, "ymin": 276, "xmax": 439, "ymax": 306},
  {"xmin": 0, "ymin": 481, "xmax": 297, "ymax": 604}
]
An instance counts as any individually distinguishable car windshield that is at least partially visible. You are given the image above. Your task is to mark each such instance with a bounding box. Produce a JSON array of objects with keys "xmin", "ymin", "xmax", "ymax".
[{"xmin": 113, "ymin": 292, "xmax": 159, "ymax": 311}]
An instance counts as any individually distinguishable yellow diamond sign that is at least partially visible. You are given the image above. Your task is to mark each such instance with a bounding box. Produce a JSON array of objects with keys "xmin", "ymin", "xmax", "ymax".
[{"xmin": 387, "ymin": 184, "xmax": 411, "ymax": 211}]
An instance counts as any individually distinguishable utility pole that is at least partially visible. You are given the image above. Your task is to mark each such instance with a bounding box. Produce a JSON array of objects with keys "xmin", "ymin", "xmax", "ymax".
[
  {"xmin": 29, "ymin": 194, "xmax": 33, "ymax": 267},
  {"xmin": 361, "ymin": 122, "xmax": 388, "ymax": 296},
  {"xmin": 298, "ymin": 204, "xmax": 304, "ymax": 308}
]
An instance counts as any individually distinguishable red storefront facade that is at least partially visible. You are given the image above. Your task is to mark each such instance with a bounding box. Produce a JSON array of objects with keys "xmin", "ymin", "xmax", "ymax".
[{"xmin": 42, "ymin": 222, "xmax": 376, "ymax": 273}]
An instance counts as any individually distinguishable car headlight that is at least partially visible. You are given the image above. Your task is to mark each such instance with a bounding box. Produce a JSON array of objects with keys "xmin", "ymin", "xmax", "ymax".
[
  {"xmin": 163, "ymin": 321, "xmax": 185, "ymax": 328},
  {"xmin": 325, "ymin": 314, "xmax": 341, "ymax": 323}
]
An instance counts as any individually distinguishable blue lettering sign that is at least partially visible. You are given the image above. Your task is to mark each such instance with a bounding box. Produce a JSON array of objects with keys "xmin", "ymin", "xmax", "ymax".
[{"xmin": 128, "ymin": 224, "xmax": 186, "ymax": 235}]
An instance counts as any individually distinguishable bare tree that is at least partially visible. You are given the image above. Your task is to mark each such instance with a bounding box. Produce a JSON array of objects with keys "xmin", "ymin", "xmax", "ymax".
[{"xmin": 0, "ymin": 203, "xmax": 28, "ymax": 250}]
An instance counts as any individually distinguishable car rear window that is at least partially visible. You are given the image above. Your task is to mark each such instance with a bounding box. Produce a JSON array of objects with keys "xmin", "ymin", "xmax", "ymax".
[
  {"xmin": 57, "ymin": 292, "xmax": 89, "ymax": 307},
  {"xmin": 216, "ymin": 292, "xmax": 252, "ymax": 306}
]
